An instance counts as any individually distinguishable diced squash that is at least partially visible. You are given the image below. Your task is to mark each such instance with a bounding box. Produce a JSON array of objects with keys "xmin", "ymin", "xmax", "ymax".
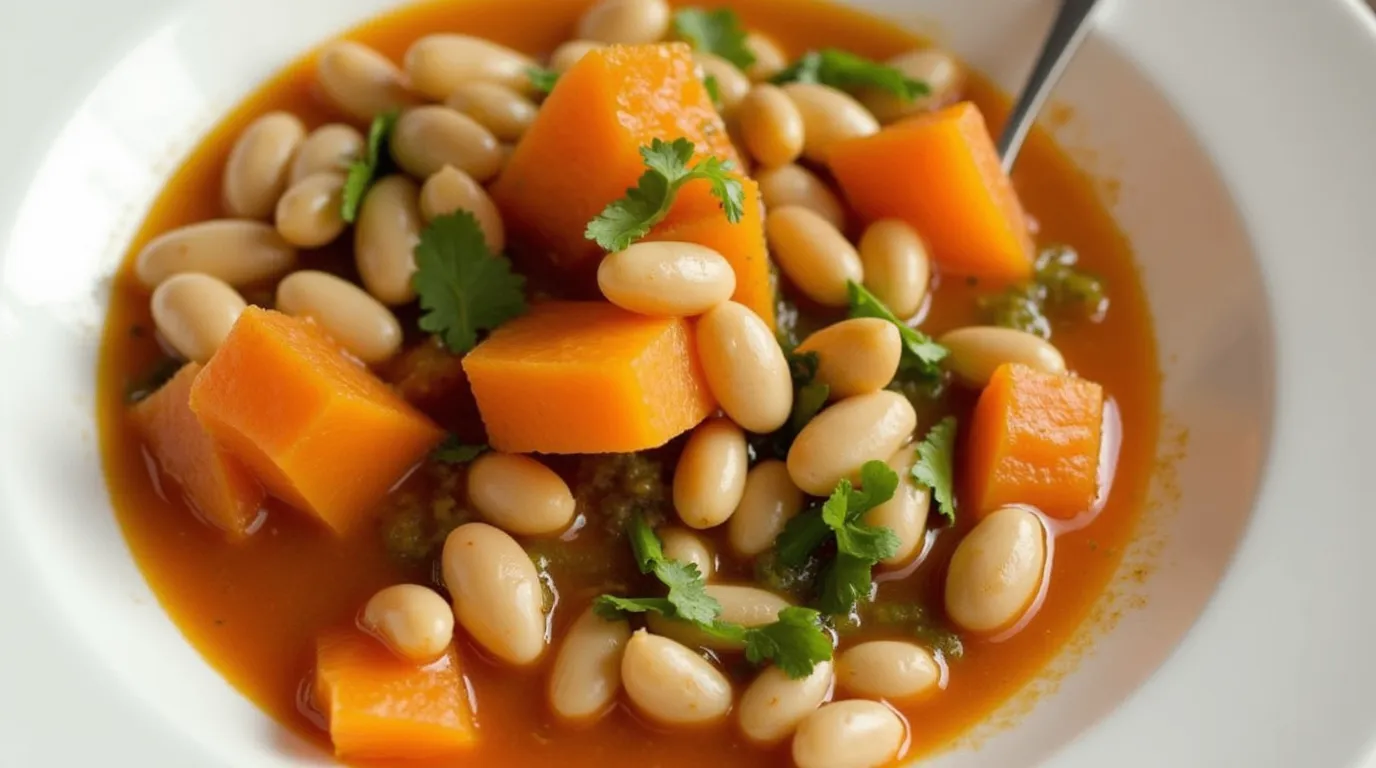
[
  {"xmin": 130, "ymin": 363, "xmax": 264, "ymax": 540},
  {"xmin": 966, "ymin": 363, "xmax": 1105, "ymax": 519},
  {"xmin": 189, "ymin": 308, "xmax": 444, "ymax": 533},
  {"xmin": 828, "ymin": 102, "xmax": 1035, "ymax": 281},
  {"xmin": 314, "ymin": 628, "xmax": 475, "ymax": 761},
  {"xmin": 462, "ymin": 301, "xmax": 716, "ymax": 453}
]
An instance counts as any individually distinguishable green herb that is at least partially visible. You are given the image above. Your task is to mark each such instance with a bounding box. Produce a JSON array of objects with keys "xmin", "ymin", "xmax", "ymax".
[
  {"xmin": 625, "ymin": 513, "xmax": 721, "ymax": 624},
  {"xmin": 527, "ymin": 66, "xmax": 560, "ymax": 95},
  {"xmin": 341, "ymin": 110, "xmax": 399, "ymax": 223},
  {"xmin": 816, "ymin": 461, "xmax": 901, "ymax": 614},
  {"xmin": 790, "ymin": 381, "xmax": 830, "ymax": 433},
  {"xmin": 672, "ymin": 8, "xmax": 756, "ymax": 70},
  {"xmin": 740, "ymin": 607, "xmax": 834, "ymax": 678},
  {"xmin": 754, "ymin": 547, "xmax": 824, "ymax": 601},
  {"xmin": 980, "ymin": 246, "xmax": 1108, "ymax": 339},
  {"xmin": 413, "ymin": 211, "xmax": 527, "ymax": 354},
  {"xmin": 772, "ymin": 49, "xmax": 928, "ymax": 101},
  {"xmin": 433, "ymin": 436, "xmax": 489, "ymax": 464},
  {"xmin": 817, "ymin": 551, "xmax": 875, "ymax": 615},
  {"xmin": 847, "ymin": 281, "xmax": 947, "ymax": 377},
  {"xmin": 774, "ymin": 507, "xmax": 832, "ymax": 567},
  {"xmin": 866, "ymin": 602, "xmax": 965, "ymax": 659},
  {"xmin": 703, "ymin": 74, "xmax": 724, "ymax": 111},
  {"xmin": 911, "ymin": 416, "xmax": 957, "ymax": 522},
  {"xmin": 585, "ymin": 138, "xmax": 745, "ymax": 252}
]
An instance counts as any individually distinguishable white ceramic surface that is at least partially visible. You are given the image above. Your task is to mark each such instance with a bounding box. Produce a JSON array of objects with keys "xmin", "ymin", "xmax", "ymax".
[{"xmin": 0, "ymin": 0, "xmax": 1372, "ymax": 766}]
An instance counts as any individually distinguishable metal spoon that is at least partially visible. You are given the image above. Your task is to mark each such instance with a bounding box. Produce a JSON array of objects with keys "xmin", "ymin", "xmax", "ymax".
[{"xmin": 998, "ymin": 0, "xmax": 1105, "ymax": 170}]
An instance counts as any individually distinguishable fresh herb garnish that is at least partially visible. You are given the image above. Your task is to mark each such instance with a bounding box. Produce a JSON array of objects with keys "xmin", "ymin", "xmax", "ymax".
[
  {"xmin": 772, "ymin": 49, "xmax": 928, "ymax": 102},
  {"xmin": 585, "ymin": 138, "xmax": 745, "ymax": 252},
  {"xmin": 413, "ymin": 211, "xmax": 527, "ymax": 354},
  {"xmin": 703, "ymin": 74, "xmax": 724, "ymax": 111},
  {"xmin": 847, "ymin": 281, "xmax": 947, "ymax": 377},
  {"xmin": 980, "ymin": 245, "xmax": 1108, "ymax": 339},
  {"xmin": 911, "ymin": 416, "xmax": 957, "ymax": 523},
  {"xmin": 672, "ymin": 8, "xmax": 756, "ymax": 70},
  {"xmin": 341, "ymin": 110, "xmax": 399, "ymax": 223},
  {"xmin": 527, "ymin": 66, "xmax": 560, "ymax": 95},
  {"xmin": 433, "ymin": 436, "xmax": 489, "ymax": 464}
]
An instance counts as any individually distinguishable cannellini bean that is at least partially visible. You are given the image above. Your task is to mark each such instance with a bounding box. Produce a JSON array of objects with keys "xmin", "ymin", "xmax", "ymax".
[
  {"xmin": 945, "ymin": 506, "xmax": 1047, "ymax": 634},
  {"xmin": 445, "ymin": 81, "xmax": 538, "ymax": 142},
  {"xmin": 222, "ymin": 112, "xmax": 306, "ymax": 220},
  {"xmin": 360, "ymin": 584, "xmax": 455, "ymax": 663},
  {"xmin": 150, "ymin": 273, "xmax": 247, "ymax": 363},
  {"xmin": 419, "ymin": 165, "xmax": 505, "ymax": 252},
  {"xmin": 695, "ymin": 301, "xmax": 794, "ymax": 433},
  {"xmin": 728, "ymin": 460, "xmax": 804, "ymax": 557},
  {"xmin": 134, "ymin": 220, "xmax": 296, "ymax": 289},
  {"xmin": 597, "ymin": 241, "xmax": 736, "ymax": 316},
  {"xmin": 274, "ymin": 172, "xmax": 347, "ymax": 249},
  {"xmin": 275, "ymin": 270, "xmax": 403, "ymax": 364},
  {"xmin": 467, "ymin": 452, "xmax": 576, "ymax": 536},
  {"xmin": 863, "ymin": 444, "xmax": 930, "ymax": 567},
  {"xmin": 738, "ymin": 661, "xmax": 833, "ymax": 745},
  {"xmin": 550, "ymin": 40, "xmax": 605, "ymax": 72},
  {"xmin": 659, "ymin": 527, "xmax": 716, "ymax": 580},
  {"xmin": 696, "ymin": 53, "xmax": 750, "ymax": 114},
  {"xmin": 859, "ymin": 220, "xmax": 930, "ymax": 319},
  {"xmin": 441, "ymin": 522, "xmax": 547, "ymax": 665},
  {"xmin": 648, "ymin": 584, "xmax": 790, "ymax": 651},
  {"xmin": 787, "ymin": 391, "xmax": 917, "ymax": 495},
  {"xmin": 673, "ymin": 417, "xmax": 749, "ymax": 530},
  {"xmin": 547, "ymin": 605, "xmax": 631, "ymax": 722},
  {"xmin": 756, "ymin": 164, "xmax": 846, "ymax": 228},
  {"xmin": 404, "ymin": 34, "xmax": 538, "ymax": 100},
  {"xmin": 738, "ymin": 84, "xmax": 804, "ymax": 168},
  {"xmin": 745, "ymin": 32, "xmax": 788, "ymax": 82},
  {"xmin": 795, "ymin": 318, "xmax": 902, "ymax": 399},
  {"xmin": 792, "ymin": 700, "xmax": 906, "ymax": 768},
  {"xmin": 577, "ymin": 0, "xmax": 671, "ymax": 44},
  {"xmin": 938, "ymin": 326, "xmax": 1067, "ymax": 387},
  {"xmin": 290, "ymin": 123, "xmax": 365, "ymax": 184},
  {"xmin": 354, "ymin": 175, "xmax": 423, "ymax": 305},
  {"xmin": 390, "ymin": 106, "xmax": 503, "ymax": 182},
  {"xmin": 781, "ymin": 82, "xmax": 879, "ymax": 162},
  {"xmin": 621, "ymin": 630, "xmax": 732, "ymax": 725},
  {"xmin": 836, "ymin": 641, "xmax": 940, "ymax": 702},
  {"xmin": 766, "ymin": 205, "xmax": 863, "ymax": 307},
  {"xmin": 316, "ymin": 41, "xmax": 419, "ymax": 124},
  {"xmin": 861, "ymin": 48, "xmax": 964, "ymax": 123}
]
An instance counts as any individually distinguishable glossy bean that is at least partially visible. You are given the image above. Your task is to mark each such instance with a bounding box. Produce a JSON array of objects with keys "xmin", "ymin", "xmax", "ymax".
[
  {"xmin": 695, "ymin": 301, "xmax": 794, "ymax": 433},
  {"xmin": 419, "ymin": 165, "xmax": 505, "ymax": 253},
  {"xmin": 445, "ymin": 81, "xmax": 538, "ymax": 142},
  {"xmin": 836, "ymin": 641, "xmax": 940, "ymax": 702},
  {"xmin": 621, "ymin": 630, "xmax": 732, "ymax": 725},
  {"xmin": 673, "ymin": 418, "xmax": 749, "ymax": 530},
  {"xmin": 738, "ymin": 84, "xmax": 804, "ymax": 168},
  {"xmin": 274, "ymin": 270, "xmax": 403, "ymax": 364},
  {"xmin": 755, "ymin": 164, "xmax": 846, "ymax": 228},
  {"xmin": 737, "ymin": 661, "xmax": 833, "ymax": 745},
  {"xmin": 222, "ymin": 112, "xmax": 306, "ymax": 220},
  {"xmin": 659, "ymin": 527, "xmax": 716, "ymax": 581},
  {"xmin": 766, "ymin": 205, "xmax": 864, "ymax": 307},
  {"xmin": 274, "ymin": 172, "xmax": 347, "ymax": 249},
  {"xmin": 316, "ymin": 41, "xmax": 419, "ymax": 124},
  {"xmin": 647, "ymin": 585, "xmax": 790, "ymax": 651},
  {"xmin": 795, "ymin": 318, "xmax": 902, "ymax": 399},
  {"xmin": 745, "ymin": 32, "xmax": 788, "ymax": 82},
  {"xmin": 354, "ymin": 175, "xmax": 423, "ymax": 305},
  {"xmin": 467, "ymin": 452, "xmax": 576, "ymax": 536},
  {"xmin": 134, "ymin": 220, "xmax": 296, "ymax": 289},
  {"xmin": 945, "ymin": 506, "xmax": 1047, "ymax": 634},
  {"xmin": 863, "ymin": 444, "xmax": 931, "ymax": 567},
  {"xmin": 597, "ymin": 241, "xmax": 736, "ymax": 316},
  {"xmin": 360, "ymin": 584, "xmax": 455, "ymax": 663},
  {"xmin": 547, "ymin": 605, "xmax": 631, "ymax": 722},
  {"xmin": 792, "ymin": 700, "xmax": 906, "ymax": 768},
  {"xmin": 576, "ymin": 0, "xmax": 671, "ymax": 44},
  {"xmin": 696, "ymin": 53, "xmax": 750, "ymax": 114},
  {"xmin": 862, "ymin": 48, "xmax": 964, "ymax": 123},
  {"xmin": 859, "ymin": 220, "xmax": 931, "ymax": 319},
  {"xmin": 390, "ymin": 105, "xmax": 503, "ymax": 182},
  {"xmin": 550, "ymin": 40, "xmax": 604, "ymax": 72},
  {"xmin": 150, "ymin": 273, "xmax": 247, "ymax": 363},
  {"xmin": 290, "ymin": 123, "xmax": 365, "ymax": 184},
  {"xmin": 404, "ymin": 34, "xmax": 538, "ymax": 99},
  {"xmin": 728, "ymin": 460, "xmax": 804, "ymax": 557},
  {"xmin": 939, "ymin": 326, "xmax": 1067, "ymax": 387},
  {"xmin": 441, "ymin": 523, "xmax": 548, "ymax": 665},
  {"xmin": 787, "ymin": 391, "xmax": 917, "ymax": 496},
  {"xmin": 782, "ymin": 82, "xmax": 879, "ymax": 162}
]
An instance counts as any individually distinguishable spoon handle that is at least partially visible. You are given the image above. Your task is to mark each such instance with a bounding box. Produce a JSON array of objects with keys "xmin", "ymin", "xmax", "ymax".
[{"xmin": 997, "ymin": 0, "xmax": 1105, "ymax": 171}]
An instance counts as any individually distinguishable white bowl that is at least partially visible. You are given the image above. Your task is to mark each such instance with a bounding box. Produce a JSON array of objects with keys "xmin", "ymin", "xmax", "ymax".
[{"xmin": 0, "ymin": 0, "xmax": 1373, "ymax": 765}]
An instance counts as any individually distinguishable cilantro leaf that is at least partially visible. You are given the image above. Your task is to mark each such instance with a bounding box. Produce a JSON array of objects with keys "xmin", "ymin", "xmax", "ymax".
[
  {"xmin": 672, "ymin": 8, "xmax": 756, "ymax": 70},
  {"xmin": 789, "ymin": 381, "xmax": 830, "ymax": 433},
  {"xmin": 703, "ymin": 73, "xmax": 724, "ymax": 111},
  {"xmin": 413, "ymin": 211, "xmax": 527, "ymax": 354},
  {"xmin": 774, "ymin": 507, "xmax": 831, "ymax": 567},
  {"xmin": 593, "ymin": 595, "xmax": 673, "ymax": 620},
  {"xmin": 852, "ymin": 459, "xmax": 901, "ymax": 515},
  {"xmin": 847, "ymin": 280, "xmax": 947, "ymax": 377},
  {"xmin": 341, "ymin": 110, "xmax": 399, "ymax": 223},
  {"xmin": 527, "ymin": 66, "xmax": 560, "ymax": 95},
  {"xmin": 656, "ymin": 560, "xmax": 720, "ymax": 625},
  {"xmin": 742, "ymin": 607, "xmax": 834, "ymax": 679},
  {"xmin": 912, "ymin": 416, "xmax": 958, "ymax": 523},
  {"xmin": 817, "ymin": 552, "xmax": 875, "ymax": 615},
  {"xmin": 772, "ymin": 49, "xmax": 929, "ymax": 102},
  {"xmin": 433, "ymin": 436, "xmax": 488, "ymax": 464},
  {"xmin": 626, "ymin": 512, "xmax": 667, "ymax": 573},
  {"xmin": 585, "ymin": 138, "xmax": 745, "ymax": 251},
  {"xmin": 811, "ymin": 461, "xmax": 902, "ymax": 613}
]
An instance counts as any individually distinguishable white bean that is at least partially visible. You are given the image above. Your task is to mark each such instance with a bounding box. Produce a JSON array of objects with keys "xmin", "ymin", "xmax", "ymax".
[
  {"xmin": 766, "ymin": 205, "xmax": 863, "ymax": 307},
  {"xmin": 659, "ymin": 527, "xmax": 716, "ymax": 580},
  {"xmin": 577, "ymin": 0, "xmax": 671, "ymax": 44},
  {"xmin": 316, "ymin": 41, "xmax": 419, "ymax": 124},
  {"xmin": 467, "ymin": 452, "xmax": 576, "ymax": 537},
  {"xmin": 621, "ymin": 630, "xmax": 732, "ymax": 725},
  {"xmin": 222, "ymin": 112, "xmax": 306, "ymax": 220},
  {"xmin": 787, "ymin": 391, "xmax": 917, "ymax": 496},
  {"xmin": 696, "ymin": 53, "xmax": 750, "ymax": 114},
  {"xmin": 550, "ymin": 40, "xmax": 605, "ymax": 72},
  {"xmin": 360, "ymin": 584, "xmax": 455, "ymax": 663},
  {"xmin": 695, "ymin": 301, "xmax": 794, "ymax": 433},
  {"xmin": 390, "ymin": 106, "xmax": 503, "ymax": 182},
  {"xmin": 737, "ymin": 661, "xmax": 833, "ymax": 745},
  {"xmin": 738, "ymin": 84, "xmax": 804, "ymax": 168},
  {"xmin": 792, "ymin": 700, "xmax": 906, "ymax": 768},
  {"xmin": 756, "ymin": 164, "xmax": 846, "ymax": 228},
  {"xmin": 150, "ymin": 273, "xmax": 247, "ymax": 363},
  {"xmin": 945, "ymin": 507, "xmax": 1047, "ymax": 634},
  {"xmin": 795, "ymin": 318, "xmax": 902, "ymax": 399},
  {"xmin": 728, "ymin": 460, "xmax": 804, "ymax": 557},
  {"xmin": 861, "ymin": 48, "xmax": 964, "ymax": 123},
  {"xmin": 446, "ymin": 81, "xmax": 538, "ymax": 142},
  {"xmin": 859, "ymin": 220, "xmax": 930, "ymax": 319},
  {"xmin": 404, "ymin": 34, "xmax": 538, "ymax": 100},
  {"xmin": 290, "ymin": 123, "xmax": 365, "ymax": 184},
  {"xmin": 673, "ymin": 418, "xmax": 748, "ymax": 530},
  {"xmin": 441, "ymin": 522, "xmax": 547, "ymax": 665},
  {"xmin": 547, "ymin": 605, "xmax": 630, "ymax": 722},
  {"xmin": 745, "ymin": 32, "xmax": 788, "ymax": 82},
  {"xmin": 782, "ymin": 82, "xmax": 879, "ymax": 162},
  {"xmin": 275, "ymin": 270, "xmax": 403, "ymax": 364},
  {"xmin": 836, "ymin": 641, "xmax": 940, "ymax": 702},
  {"xmin": 354, "ymin": 175, "xmax": 422, "ymax": 305},
  {"xmin": 134, "ymin": 220, "xmax": 296, "ymax": 289},
  {"xmin": 938, "ymin": 326, "xmax": 1067, "ymax": 387},
  {"xmin": 274, "ymin": 172, "xmax": 347, "ymax": 249},
  {"xmin": 598, "ymin": 241, "xmax": 736, "ymax": 317},
  {"xmin": 648, "ymin": 584, "xmax": 790, "ymax": 651},
  {"xmin": 419, "ymin": 165, "xmax": 505, "ymax": 253},
  {"xmin": 863, "ymin": 444, "xmax": 931, "ymax": 567}
]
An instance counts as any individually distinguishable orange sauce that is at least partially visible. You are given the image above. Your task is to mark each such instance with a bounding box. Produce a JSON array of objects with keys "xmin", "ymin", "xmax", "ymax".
[{"xmin": 95, "ymin": 0, "xmax": 1160, "ymax": 764}]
